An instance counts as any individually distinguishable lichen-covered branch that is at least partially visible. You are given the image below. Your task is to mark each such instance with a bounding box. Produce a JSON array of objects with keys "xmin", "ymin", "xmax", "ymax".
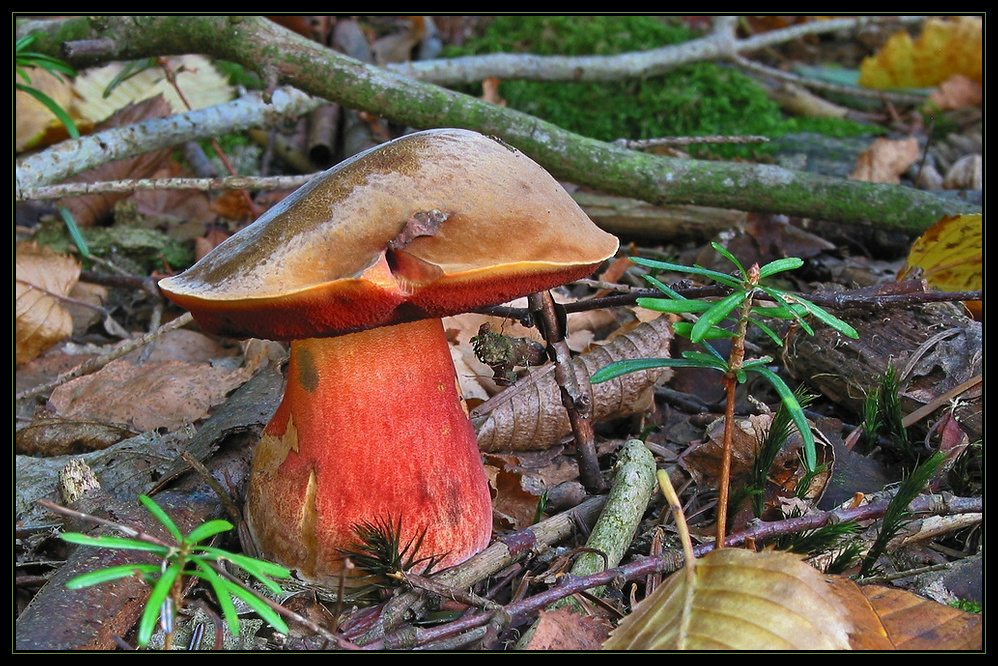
[{"xmin": 17, "ymin": 15, "xmax": 977, "ymax": 233}]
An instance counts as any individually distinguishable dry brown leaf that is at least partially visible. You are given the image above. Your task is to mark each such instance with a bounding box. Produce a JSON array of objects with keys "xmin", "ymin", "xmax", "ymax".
[
  {"xmin": 480, "ymin": 76, "xmax": 507, "ymax": 106},
  {"xmin": 679, "ymin": 414, "xmax": 833, "ymax": 522},
  {"xmin": 486, "ymin": 450, "xmax": 581, "ymax": 531},
  {"xmin": 927, "ymin": 73, "xmax": 983, "ymax": 111},
  {"xmin": 858, "ymin": 17, "xmax": 982, "ymax": 89},
  {"xmin": 473, "ymin": 316, "xmax": 673, "ymax": 451},
  {"xmin": 15, "ymin": 241, "xmax": 81, "ymax": 366},
  {"xmin": 849, "ymin": 137, "xmax": 920, "ymax": 184},
  {"xmin": 371, "ymin": 16, "xmax": 427, "ymax": 65},
  {"xmin": 824, "ymin": 577, "xmax": 982, "ymax": 650},
  {"xmin": 523, "ymin": 608, "xmax": 612, "ymax": 650},
  {"xmin": 861, "ymin": 584, "xmax": 983, "ymax": 650},
  {"xmin": 47, "ymin": 357, "xmax": 255, "ymax": 432},
  {"xmin": 489, "ymin": 462, "xmax": 548, "ymax": 532},
  {"xmin": 15, "ymin": 418, "xmax": 137, "ymax": 456},
  {"xmin": 603, "ymin": 548, "xmax": 854, "ymax": 650}
]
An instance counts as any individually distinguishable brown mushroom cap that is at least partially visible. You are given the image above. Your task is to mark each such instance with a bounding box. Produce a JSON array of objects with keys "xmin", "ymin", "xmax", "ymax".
[{"xmin": 159, "ymin": 128, "xmax": 619, "ymax": 340}]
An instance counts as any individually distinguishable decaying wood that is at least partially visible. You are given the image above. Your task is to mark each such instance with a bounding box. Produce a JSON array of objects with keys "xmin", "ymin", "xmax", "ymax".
[
  {"xmin": 784, "ymin": 300, "xmax": 982, "ymax": 443},
  {"xmin": 474, "ymin": 315, "xmax": 673, "ymax": 451}
]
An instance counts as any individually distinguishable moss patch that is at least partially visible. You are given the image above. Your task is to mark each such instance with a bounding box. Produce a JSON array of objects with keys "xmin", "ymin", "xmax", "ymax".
[{"xmin": 447, "ymin": 16, "xmax": 877, "ymax": 159}]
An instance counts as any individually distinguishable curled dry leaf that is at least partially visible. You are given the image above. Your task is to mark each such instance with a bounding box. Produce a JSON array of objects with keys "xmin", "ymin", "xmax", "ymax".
[
  {"xmin": 603, "ymin": 547, "xmax": 854, "ymax": 650},
  {"xmin": 15, "ymin": 241, "xmax": 81, "ymax": 365},
  {"xmin": 16, "ymin": 418, "xmax": 137, "ymax": 457},
  {"xmin": 474, "ymin": 316, "xmax": 673, "ymax": 451}
]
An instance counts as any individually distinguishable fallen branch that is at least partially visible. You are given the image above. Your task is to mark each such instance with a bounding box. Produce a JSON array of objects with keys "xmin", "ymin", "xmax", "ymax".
[{"xmin": 17, "ymin": 16, "xmax": 976, "ymax": 232}]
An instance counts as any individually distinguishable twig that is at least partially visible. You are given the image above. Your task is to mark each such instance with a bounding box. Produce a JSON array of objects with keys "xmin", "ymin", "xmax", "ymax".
[
  {"xmin": 529, "ymin": 291, "xmax": 603, "ymax": 494},
  {"xmin": 354, "ymin": 494, "xmax": 608, "ymax": 646},
  {"xmin": 15, "ymin": 86, "xmax": 324, "ymax": 192},
  {"xmin": 730, "ymin": 53, "xmax": 928, "ymax": 106},
  {"xmin": 37, "ymin": 498, "xmax": 172, "ymax": 547},
  {"xmin": 358, "ymin": 491, "xmax": 979, "ymax": 649},
  {"xmin": 613, "ymin": 134, "xmax": 770, "ymax": 150},
  {"xmin": 15, "ymin": 311, "xmax": 193, "ymax": 402},
  {"xmin": 19, "ymin": 174, "xmax": 317, "ymax": 202},
  {"xmin": 555, "ymin": 440, "xmax": 657, "ymax": 607},
  {"xmin": 388, "ymin": 16, "xmax": 928, "ymax": 85}
]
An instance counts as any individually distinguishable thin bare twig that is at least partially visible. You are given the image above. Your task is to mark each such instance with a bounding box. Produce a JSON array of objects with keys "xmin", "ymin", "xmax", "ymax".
[{"xmin": 529, "ymin": 290, "xmax": 603, "ymax": 494}]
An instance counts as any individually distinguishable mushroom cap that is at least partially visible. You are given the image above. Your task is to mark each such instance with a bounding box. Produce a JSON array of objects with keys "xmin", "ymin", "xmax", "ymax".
[{"xmin": 159, "ymin": 128, "xmax": 619, "ymax": 340}]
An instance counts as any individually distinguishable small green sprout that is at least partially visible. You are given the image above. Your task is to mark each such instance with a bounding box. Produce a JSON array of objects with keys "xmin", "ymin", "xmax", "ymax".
[
  {"xmin": 60, "ymin": 494, "xmax": 291, "ymax": 649},
  {"xmin": 591, "ymin": 243, "xmax": 859, "ymax": 472},
  {"xmin": 15, "ymin": 34, "xmax": 80, "ymax": 140}
]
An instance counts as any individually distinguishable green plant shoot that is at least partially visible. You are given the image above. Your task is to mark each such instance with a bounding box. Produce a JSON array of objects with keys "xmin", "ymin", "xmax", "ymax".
[
  {"xmin": 60, "ymin": 494, "xmax": 291, "ymax": 648},
  {"xmin": 591, "ymin": 244, "xmax": 859, "ymax": 472},
  {"xmin": 16, "ymin": 34, "xmax": 80, "ymax": 140}
]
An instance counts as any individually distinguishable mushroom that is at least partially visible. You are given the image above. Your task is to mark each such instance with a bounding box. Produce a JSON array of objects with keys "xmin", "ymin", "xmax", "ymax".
[{"xmin": 159, "ymin": 128, "xmax": 619, "ymax": 585}]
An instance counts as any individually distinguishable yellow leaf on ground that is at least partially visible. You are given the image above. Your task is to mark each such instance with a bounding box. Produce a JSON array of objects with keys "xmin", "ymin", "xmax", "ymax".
[
  {"xmin": 603, "ymin": 548, "xmax": 854, "ymax": 650},
  {"xmin": 15, "ymin": 242, "xmax": 81, "ymax": 365},
  {"xmin": 898, "ymin": 214, "xmax": 982, "ymax": 319},
  {"xmin": 859, "ymin": 17, "xmax": 982, "ymax": 89}
]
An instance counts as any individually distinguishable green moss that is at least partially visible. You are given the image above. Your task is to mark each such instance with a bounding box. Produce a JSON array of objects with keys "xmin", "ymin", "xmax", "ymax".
[{"xmin": 446, "ymin": 16, "xmax": 876, "ymax": 159}]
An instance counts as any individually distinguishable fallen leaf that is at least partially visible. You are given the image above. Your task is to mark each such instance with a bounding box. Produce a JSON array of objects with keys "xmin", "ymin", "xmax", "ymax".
[
  {"xmin": 15, "ymin": 418, "xmax": 137, "ymax": 456},
  {"xmin": 15, "ymin": 241, "xmax": 81, "ymax": 365},
  {"xmin": 849, "ymin": 137, "xmax": 919, "ymax": 184},
  {"xmin": 603, "ymin": 548, "xmax": 854, "ymax": 650},
  {"xmin": 371, "ymin": 16, "xmax": 427, "ymax": 65},
  {"xmin": 473, "ymin": 316, "xmax": 672, "ymax": 452},
  {"xmin": 47, "ymin": 357, "xmax": 253, "ymax": 432},
  {"xmin": 897, "ymin": 214, "xmax": 982, "ymax": 319},
  {"xmin": 858, "ymin": 17, "xmax": 982, "ymax": 89},
  {"xmin": 859, "ymin": 584, "xmax": 983, "ymax": 650},
  {"xmin": 71, "ymin": 54, "xmax": 235, "ymax": 123},
  {"xmin": 481, "ymin": 76, "xmax": 507, "ymax": 106},
  {"xmin": 524, "ymin": 608, "xmax": 612, "ymax": 650},
  {"xmin": 927, "ymin": 73, "xmax": 983, "ymax": 111}
]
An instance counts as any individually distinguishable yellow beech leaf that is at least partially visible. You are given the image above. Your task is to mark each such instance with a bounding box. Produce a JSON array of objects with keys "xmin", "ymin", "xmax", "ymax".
[
  {"xmin": 859, "ymin": 17, "xmax": 982, "ymax": 89},
  {"xmin": 603, "ymin": 548, "xmax": 854, "ymax": 650},
  {"xmin": 15, "ymin": 241, "xmax": 81, "ymax": 365},
  {"xmin": 898, "ymin": 214, "xmax": 982, "ymax": 319}
]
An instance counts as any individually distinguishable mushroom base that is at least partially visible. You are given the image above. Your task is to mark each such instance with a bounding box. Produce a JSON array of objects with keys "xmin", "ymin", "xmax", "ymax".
[{"xmin": 246, "ymin": 318, "xmax": 493, "ymax": 587}]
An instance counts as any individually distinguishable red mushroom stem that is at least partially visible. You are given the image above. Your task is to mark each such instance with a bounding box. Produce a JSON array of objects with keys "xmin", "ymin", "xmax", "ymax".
[{"xmin": 246, "ymin": 317, "xmax": 493, "ymax": 585}]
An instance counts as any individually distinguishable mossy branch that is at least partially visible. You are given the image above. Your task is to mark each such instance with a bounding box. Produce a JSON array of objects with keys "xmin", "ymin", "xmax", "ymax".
[{"xmin": 17, "ymin": 15, "xmax": 976, "ymax": 233}]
